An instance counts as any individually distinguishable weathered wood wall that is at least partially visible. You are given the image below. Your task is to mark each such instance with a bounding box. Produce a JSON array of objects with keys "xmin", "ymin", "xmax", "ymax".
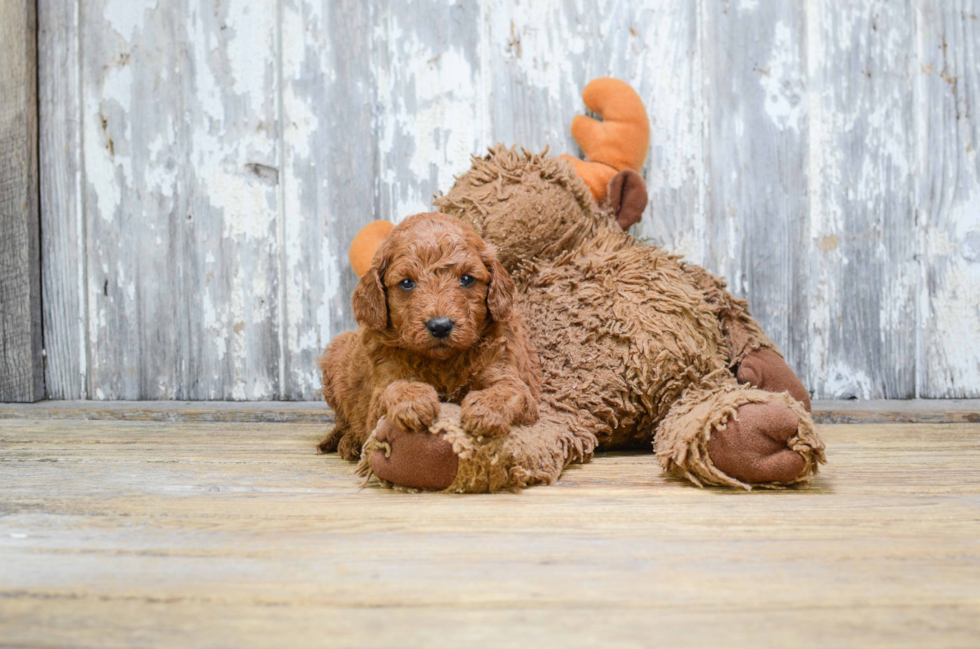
[
  {"xmin": 36, "ymin": 0, "xmax": 980, "ymax": 401},
  {"xmin": 1, "ymin": 0, "xmax": 44, "ymax": 402}
]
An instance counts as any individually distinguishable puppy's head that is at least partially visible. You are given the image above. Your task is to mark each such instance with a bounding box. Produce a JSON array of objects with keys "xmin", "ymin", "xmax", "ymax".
[{"xmin": 352, "ymin": 212, "xmax": 514, "ymax": 360}]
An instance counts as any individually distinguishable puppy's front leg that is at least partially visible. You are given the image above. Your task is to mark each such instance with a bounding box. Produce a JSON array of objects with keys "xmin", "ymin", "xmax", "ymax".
[
  {"xmin": 461, "ymin": 380, "xmax": 538, "ymax": 438},
  {"xmin": 379, "ymin": 380, "xmax": 441, "ymax": 433}
]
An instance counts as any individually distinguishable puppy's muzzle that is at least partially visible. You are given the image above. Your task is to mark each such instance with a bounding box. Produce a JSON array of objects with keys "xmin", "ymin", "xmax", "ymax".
[{"xmin": 426, "ymin": 317, "xmax": 455, "ymax": 339}]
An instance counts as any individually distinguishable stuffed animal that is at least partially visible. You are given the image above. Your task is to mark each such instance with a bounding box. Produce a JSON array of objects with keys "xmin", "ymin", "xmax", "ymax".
[{"xmin": 339, "ymin": 78, "xmax": 825, "ymax": 492}]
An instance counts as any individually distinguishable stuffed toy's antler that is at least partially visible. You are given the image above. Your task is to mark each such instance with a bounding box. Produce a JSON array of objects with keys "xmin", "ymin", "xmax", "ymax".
[
  {"xmin": 559, "ymin": 78, "xmax": 650, "ymax": 202},
  {"xmin": 349, "ymin": 220, "xmax": 393, "ymax": 278}
]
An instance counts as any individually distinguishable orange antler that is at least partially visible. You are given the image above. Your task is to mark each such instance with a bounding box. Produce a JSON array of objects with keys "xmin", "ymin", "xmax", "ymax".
[
  {"xmin": 349, "ymin": 220, "xmax": 394, "ymax": 277},
  {"xmin": 560, "ymin": 78, "xmax": 650, "ymax": 202}
]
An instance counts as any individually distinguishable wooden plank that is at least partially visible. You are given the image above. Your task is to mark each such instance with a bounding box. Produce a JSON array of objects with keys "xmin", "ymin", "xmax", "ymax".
[
  {"xmin": 0, "ymin": 400, "xmax": 335, "ymax": 423},
  {"xmin": 812, "ymin": 399, "xmax": 980, "ymax": 424},
  {"xmin": 701, "ymin": 1, "xmax": 810, "ymax": 388},
  {"xmin": 915, "ymin": 0, "xmax": 980, "ymax": 398},
  {"xmin": 0, "ymin": 419, "xmax": 978, "ymax": 646},
  {"xmin": 78, "ymin": 0, "xmax": 283, "ymax": 399},
  {"xmin": 806, "ymin": 1, "xmax": 917, "ymax": 399},
  {"xmin": 376, "ymin": 0, "xmax": 487, "ymax": 220},
  {"xmin": 176, "ymin": 0, "xmax": 283, "ymax": 400},
  {"xmin": 1, "ymin": 601, "xmax": 977, "ymax": 649},
  {"xmin": 2, "ymin": 400, "xmax": 978, "ymax": 425},
  {"xmin": 79, "ymin": 0, "xmax": 175, "ymax": 399},
  {"xmin": 38, "ymin": 0, "xmax": 86, "ymax": 400},
  {"xmin": 630, "ymin": 2, "xmax": 706, "ymax": 264},
  {"xmin": 0, "ymin": 0, "xmax": 43, "ymax": 403},
  {"xmin": 278, "ymin": 0, "xmax": 382, "ymax": 399}
]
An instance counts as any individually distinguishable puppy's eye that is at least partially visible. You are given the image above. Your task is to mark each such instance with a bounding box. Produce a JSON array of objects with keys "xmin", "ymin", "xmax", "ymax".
[
  {"xmin": 460, "ymin": 275, "xmax": 475, "ymax": 288},
  {"xmin": 398, "ymin": 279, "xmax": 415, "ymax": 291}
]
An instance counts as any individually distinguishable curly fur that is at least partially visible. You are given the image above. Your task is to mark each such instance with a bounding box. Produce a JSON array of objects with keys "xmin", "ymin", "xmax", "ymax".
[{"xmin": 317, "ymin": 212, "xmax": 542, "ymax": 460}]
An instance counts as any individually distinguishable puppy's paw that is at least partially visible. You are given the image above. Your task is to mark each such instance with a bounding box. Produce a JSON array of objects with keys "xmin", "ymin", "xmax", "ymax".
[
  {"xmin": 383, "ymin": 382, "xmax": 441, "ymax": 432},
  {"xmin": 460, "ymin": 391, "xmax": 512, "ymax": 438},
  {"xmin": 316, "ymin": 428, "xmax": 344, "ymax": 454},
  {"xmin": 336, "ymin": 431, "xmax": 365, "ymax": 461}
]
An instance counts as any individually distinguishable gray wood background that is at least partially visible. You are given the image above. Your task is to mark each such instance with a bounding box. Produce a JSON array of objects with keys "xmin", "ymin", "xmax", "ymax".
[
  {"xmin": 36, "ymin": 0, "xmax": 980, "ymax": 401},
  {"xmin": 1, "ymin": 0, "xmax": 44, "ymax": 402}
]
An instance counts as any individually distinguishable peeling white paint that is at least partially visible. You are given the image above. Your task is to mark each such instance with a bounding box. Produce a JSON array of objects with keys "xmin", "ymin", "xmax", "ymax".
[
  {"xmin": 632, "ymin": 1, "xmax": 706, "ymax": 266},
  {"xmin": 210, "ymin": 176, "xmax": 276, "ymax": 241},
  {"xmin": 83, "ymin": 61, "xmax": 133, "ymax": 222},
  {"xmin": 822, "ymin": 362, "xmax": 874, "ymax": 400},
  {"xmin": 761, "ymin": 21, "xmax": 804, "ymax": 132},
  {"xmin": 922, "ymin": 187, "xmax": 980, "ymax": 395},
  {"xmin": 192, "ymin": 26, "xmax": 225, "ymax": 122},
  {"xmin": 378, "ymin": 18, "xmax": 484, "ymax": 220},
  {"xmin": 224, "ymin": 3, "xmax": 275, "ymax": 101},
  {"xmin": 103, "ymin": 0, "xmax": 157, "ymax": 40},
  {"xmin": 202, "ymin": 287, "xmax": 227, "ymax": 362}
]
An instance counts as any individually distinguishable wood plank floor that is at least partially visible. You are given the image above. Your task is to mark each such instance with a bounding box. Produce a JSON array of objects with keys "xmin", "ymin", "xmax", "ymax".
[{"xmin": 1, "ymin": 418, "xmax": 978, "ymax": 648}]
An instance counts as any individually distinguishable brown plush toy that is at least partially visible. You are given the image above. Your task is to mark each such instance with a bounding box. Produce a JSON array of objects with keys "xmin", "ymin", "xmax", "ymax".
[{"xmin": 338, "ymin": 78, "xmax": 825, "ymax": 492}]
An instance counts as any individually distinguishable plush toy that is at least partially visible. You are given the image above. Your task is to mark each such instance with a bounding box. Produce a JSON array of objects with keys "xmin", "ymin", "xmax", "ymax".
[{"xmin": 340, "ymin": 78, "xmax": 825, "ymax": 492}]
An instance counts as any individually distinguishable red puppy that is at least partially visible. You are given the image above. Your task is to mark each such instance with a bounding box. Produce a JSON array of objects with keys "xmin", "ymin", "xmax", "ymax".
[{"xmin": 317, "ymin": 213, "xmax": 541, "ymax": 486}]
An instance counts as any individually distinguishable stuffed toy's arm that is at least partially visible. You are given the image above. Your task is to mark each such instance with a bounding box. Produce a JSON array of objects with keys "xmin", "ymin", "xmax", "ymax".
[
  {"xmin": 681, "ymin": 263, "xmax": 778, "ymax": 367},
  {"xmin": 682, "ymin": 263, "xmax": 812, "ymax": 411}
]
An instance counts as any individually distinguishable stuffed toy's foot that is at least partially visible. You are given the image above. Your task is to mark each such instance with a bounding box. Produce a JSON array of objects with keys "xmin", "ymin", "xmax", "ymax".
[
  {"xmin": 656, "ymin": 379, "xmax": 825, "ymax": 490},
  {"xmin": 364, "ymin": 416, "xmax": 459, "ymax": 490},
  {"xmin": 358, "ymin": 403, "xmax": 595, "ymax": 493},
  {"xmin": 737, "ymin": 349, "xmax": 812, "ymax": 412},
  {"xmin": 706, "ymin": 400, "xmax": 810, "ymax": 484}
]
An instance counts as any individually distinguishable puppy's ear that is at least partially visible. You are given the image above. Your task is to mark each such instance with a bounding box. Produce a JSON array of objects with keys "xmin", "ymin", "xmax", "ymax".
[
  {"xmin": 483, "ymin": 247, "xmax": 515, "ymax": 322},
  {"xmin": 352, "ymin": 266, "xmax": 388, "ymax": 331}
]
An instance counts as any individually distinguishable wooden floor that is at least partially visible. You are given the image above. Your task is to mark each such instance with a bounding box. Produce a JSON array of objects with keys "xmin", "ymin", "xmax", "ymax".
[{"xmin": 1, "ymin": 414, "xmax": 979, "ymax": 647}]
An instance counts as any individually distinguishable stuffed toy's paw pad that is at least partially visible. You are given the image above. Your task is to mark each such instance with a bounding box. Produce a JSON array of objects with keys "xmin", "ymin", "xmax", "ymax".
[
  {"xmin": 706, "ymin": 401, "xmax": 806, "ymax": 484},
  {"xmin": 367, "ymin": 417, "xmax": 459, "ymax": 491}
]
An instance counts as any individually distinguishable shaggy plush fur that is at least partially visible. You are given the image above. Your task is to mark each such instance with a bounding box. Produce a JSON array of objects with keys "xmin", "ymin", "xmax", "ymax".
[
  {"xmin": 358, "ymin": 402, "xmax": 596, "ymax": 493},
  {"xmin": 317, "ymin": 213, "xmax": 542, "ymax": 467},
  {"xmin": 357, "ymin": 146, "xmax": 824, "ymax": 492}
]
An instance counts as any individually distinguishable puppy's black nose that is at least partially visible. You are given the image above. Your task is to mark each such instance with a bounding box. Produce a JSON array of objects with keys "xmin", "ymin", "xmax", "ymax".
[{"xmin": 426, "ymin": 317, "xmax": 455, "ymax": 339}]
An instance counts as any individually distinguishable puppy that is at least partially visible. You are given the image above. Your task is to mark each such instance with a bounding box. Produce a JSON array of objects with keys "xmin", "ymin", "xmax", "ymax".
[{"xmin": 317, "ymin": 212, "xmax": 541, "ymax": 461}]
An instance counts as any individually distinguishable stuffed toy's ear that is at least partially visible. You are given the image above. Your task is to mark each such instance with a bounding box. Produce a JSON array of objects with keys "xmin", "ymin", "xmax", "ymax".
[
  {"xmin": 607, "ymin": 169, "xmax": 648, "ymax": 230},
  {"xmin": 349, "ymin": 220, "xmax": 394, "ymax": 278},
  {"xmin": 561, "ymin": 78, "xmax": 651, "ymax": 202}
]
